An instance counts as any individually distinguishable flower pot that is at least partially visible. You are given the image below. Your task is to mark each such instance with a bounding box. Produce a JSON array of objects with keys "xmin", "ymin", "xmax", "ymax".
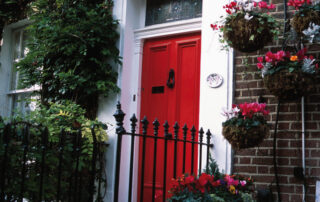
[
  {"xmin": 291, "ymin": 10, "xmax": 320, "ymax": 35},
  {"xmin": 223, "ymin": 13, "xmax": 274, "ymax": 53},
  {"xmin": 222, "ymin": 123, "xmax": 269, "ymax": 150},
  {"xmin": 263, "ymin": 69, "xmax": 315, "ymax": 101}
]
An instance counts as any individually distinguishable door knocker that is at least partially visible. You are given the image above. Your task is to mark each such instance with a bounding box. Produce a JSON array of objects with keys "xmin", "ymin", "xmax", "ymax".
[{"xmin": 167, "ymin": 69, "xmax": 175, "ymax": 89}]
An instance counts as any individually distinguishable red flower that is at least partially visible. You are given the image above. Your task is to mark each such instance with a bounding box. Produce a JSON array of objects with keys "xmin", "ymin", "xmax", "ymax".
[
  {"xmin": 288, "ymin": 0, "xmax": 312, "ymax": 9},
  {"xmin": 257, "ymin": 63, "xmax": 264, "ymax": 69},
  {"xmin": 257, "ymin": 57, "xmax": 264, "ymax": 63},
  {"xmin": 297, "ymin": 48, "xmax": 307, "ymax": 61},
  {"xmin": 211, "ymin": 24, "xmax": 218, "ymax": 30},
  {"xmin": 185, "ymin": 176, "xmax": 195, "ymax": 184},
  {"xmin": 238, "ymin": 102, "xmax": 269, "ymax": 119},
  {"xmin": 258, "ymin": 1, "xmax": 268, "ymax": 9},
  {"xmin": 267, "ymin": 3, "xmax": 276, "ymax": 10},
  {"xmin": 275, "ymin": 50, "xmax": 286, "ymax": 61}
]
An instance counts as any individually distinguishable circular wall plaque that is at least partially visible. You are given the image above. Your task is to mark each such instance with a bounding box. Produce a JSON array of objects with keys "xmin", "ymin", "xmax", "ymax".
[{"xmin": 206, "ymin": 73, "xmax": 223, "ymax": 88}]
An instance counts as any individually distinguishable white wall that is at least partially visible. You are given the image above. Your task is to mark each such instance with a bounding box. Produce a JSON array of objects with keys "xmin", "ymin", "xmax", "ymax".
[{"xmin": 200, "ymin": 0, "xmax": 233, "ymax": 174}]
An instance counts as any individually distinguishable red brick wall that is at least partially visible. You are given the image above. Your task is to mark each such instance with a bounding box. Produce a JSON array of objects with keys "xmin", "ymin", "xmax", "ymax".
[{"xmin": 232, "ymin": 1, "xmax": 320, "ymax": 201}]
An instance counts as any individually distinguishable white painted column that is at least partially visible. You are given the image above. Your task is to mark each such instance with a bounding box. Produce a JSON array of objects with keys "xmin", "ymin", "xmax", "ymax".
[{"xmin": 199, "ymin": 0, "xmax": 233, "ymax": 174}]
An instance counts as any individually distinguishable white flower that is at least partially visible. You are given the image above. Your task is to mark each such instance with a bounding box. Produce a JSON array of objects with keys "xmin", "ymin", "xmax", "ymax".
[
  {"xmin": 261, "ymin": 63, "xmax": 271, "ymax": 78},
  {"xmin": 244, "ymin": 13, "xmax": 253, "ymax": 20},
  {"xmin": 302, "ymin": 23, "xmax": 320, "ymax": 43},
  {"xmin": 221, "ymin": 106, "xmax": 239, "ymax": 120},
  {"xmin": 244, "ymin": 3, "xmax": 255, "ymax": 11}
]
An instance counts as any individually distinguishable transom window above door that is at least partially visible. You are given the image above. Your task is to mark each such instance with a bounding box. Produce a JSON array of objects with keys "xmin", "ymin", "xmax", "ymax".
[{"xmin": 145, "ymin": 0, "xmax": 202, "ymax": 26}]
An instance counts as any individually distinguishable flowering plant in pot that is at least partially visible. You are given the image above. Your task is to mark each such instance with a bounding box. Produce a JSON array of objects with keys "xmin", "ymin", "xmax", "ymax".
[
  {"xmin": 257, "ymin": 48, "xmax": 319, "ymax": 100},
  {"xmin": 222, "ymin": 103, "xmax": 269, "ymax": 150},
  {"xmin": 288, "ymin": 0, "xmax": 320, "ymax": 41},
  {"xmin": 211, "ymin": 0, "xmax": 279, "ymax": 53},
  {"xmin": 168, "ymin": 173, "xmax": 254, "ymax": 202}
]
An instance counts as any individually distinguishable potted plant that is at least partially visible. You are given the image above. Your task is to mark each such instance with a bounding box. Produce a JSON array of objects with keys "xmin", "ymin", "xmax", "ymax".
[
  {"xmin": 257, "ymin": 48, "xmax": 319, "ymax": 100},
  {"xmin": 211, "ymin": 0, "xmax": 279, "ymax": 53},
  {"xmin": 288, "ymin": 0, "xmax": 320, "ymax": 40},
  {"xmin": 222, "ymin": 103, "xmax": 269, "ymax": 150},
  {"xmin": 168, "ymin": 173, "xmax": 254, "ymax": 201}
]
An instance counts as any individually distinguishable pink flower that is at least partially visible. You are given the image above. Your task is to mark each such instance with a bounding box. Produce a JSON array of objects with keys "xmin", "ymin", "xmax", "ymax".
[
  {"xmin": 257, "ymin": 63, "xmax": 264, "ymax": 69},
  {"xmin": 258, "ymin": 1, "xmax": 268, "ymax": 9},
  {"xmin": 262, "ymin": 110, "xmax": 270, "ymax": 116},
  {"xmin": 267, "ymin": 3, "xmax": 276, "ymax": 10},
  {"xmin": 275, "ymin": 50, "xmax": 286, "ymax": 61},
  {"xmin": 265, "ymin": 51, "xmax": 275, "ymax": 62},
  {"xmin": 257, "ymin": 56, "xmax": 264, "ymax": 63},
  {"xmin": 211, "ymin": 24, "xmax": 218, "ymax": 30},
  {"xmin": 240, "ymin": 180, "xmax": 247, "ymax": 187}
]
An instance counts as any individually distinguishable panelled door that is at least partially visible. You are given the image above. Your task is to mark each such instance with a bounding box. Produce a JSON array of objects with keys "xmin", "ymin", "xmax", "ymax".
[{"xmin": 139, "ymin": 33, "xmax": 201, "ymax": 201}]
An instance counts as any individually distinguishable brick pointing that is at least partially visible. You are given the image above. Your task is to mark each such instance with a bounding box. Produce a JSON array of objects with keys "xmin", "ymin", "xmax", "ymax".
[{"xmin": 232, "ymin": 1, "xmax": 320, "ymax": 201}]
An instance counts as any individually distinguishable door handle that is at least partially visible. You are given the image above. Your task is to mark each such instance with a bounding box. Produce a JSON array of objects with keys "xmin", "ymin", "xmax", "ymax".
[{"xmin": 167, "ymin": 69, "xmax": 175, "ymax": 89}]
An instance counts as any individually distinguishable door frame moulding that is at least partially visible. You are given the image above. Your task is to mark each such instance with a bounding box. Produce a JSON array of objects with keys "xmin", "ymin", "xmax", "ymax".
[
  {"xmin": 133, "ymin": 17, "xmax": 202, "ymax": 119},
  {"xmin": 134, "ymin": 18, "xmax": 202, "ymax": 41}
]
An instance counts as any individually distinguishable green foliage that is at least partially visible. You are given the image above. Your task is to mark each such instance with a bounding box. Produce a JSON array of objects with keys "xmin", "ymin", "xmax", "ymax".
[
  {"xmin": 15, "ymin": 100, "xmax": 109, "ymax": 142},
  {"xmin": 204, "ymin": 154, "xmax": 222, "ymax": 179},
  {"xmin": 222, "ymin": 114, "xmax": 267, "ymax": 130},
  {"xmin": 0, "ymin": 101, "xmax": 108, "ymax": 201},
  {"xmin": 16, "ymin": 0, "xmax": 120, "ymax": 119}
]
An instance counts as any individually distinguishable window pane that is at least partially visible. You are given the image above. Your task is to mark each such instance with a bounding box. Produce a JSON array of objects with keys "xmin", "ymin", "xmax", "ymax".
[
  {"xmin": 13, "ymin": 31, "xmax": 21, "ymax": 60},
  {"xmin": 145, "ymin": 0, "xmax": 202, "ymax": 26},
  {"xmin": 21, "ymin": 31, "xmax": 29, "ymax": 58},
  {"xmin": 11, "ymin": 29, "xmax": 29, "ymax": 90},
  {"xmin": 11, "ymin": 93, "xmax": 33, "ymax": 116}
]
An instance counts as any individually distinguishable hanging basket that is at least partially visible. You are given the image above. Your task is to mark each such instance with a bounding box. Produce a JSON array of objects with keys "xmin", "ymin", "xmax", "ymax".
[
  {"xmin": 291, "ymin": 9, "xmax": 320, "ymax": 35},
  {"xmin": 222, "ymin": 123, "xmax": 269, "ymax": 150},
  {"xmin": 223, "ymin": 13, "xmax": 274, "ymax": 53},
  {"xmin": 263, "ymin": 69, "xmax": 315, "ymax": 101}
]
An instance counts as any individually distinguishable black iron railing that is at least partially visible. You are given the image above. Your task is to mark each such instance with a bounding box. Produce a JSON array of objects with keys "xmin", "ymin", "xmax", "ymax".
[
  {"xmin": 113, "ymin": 102, "xmax": 214, "ymax": 202},
  {"xmin": 0, "ymin": 121, "xmax": 106, "ymax": 202}
]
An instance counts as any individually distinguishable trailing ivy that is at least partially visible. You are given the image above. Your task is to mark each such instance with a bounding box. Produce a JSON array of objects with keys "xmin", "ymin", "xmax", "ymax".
[{"xmin": 16, "ymin": 0, "xmax": 120, "ymax": 119}]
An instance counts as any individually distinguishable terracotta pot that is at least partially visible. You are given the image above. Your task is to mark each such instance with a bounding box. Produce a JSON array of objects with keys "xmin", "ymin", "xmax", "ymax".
[
  {"xmin": 223, "ymin": 13, "xmax": 274, "ymax": 53},
  {"xmin": 263, "ymin": 69, "xmax": 315, "ymax": 101},
  {"xmin": 222, "ymin": 123, "xmax": 269, "ymax": 150}
]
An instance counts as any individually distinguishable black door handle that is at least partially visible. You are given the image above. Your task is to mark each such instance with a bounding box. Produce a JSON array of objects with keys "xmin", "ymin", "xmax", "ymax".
[{"xmin": 167, "ymin": 69, "xmax": 175, "ymax": 89}]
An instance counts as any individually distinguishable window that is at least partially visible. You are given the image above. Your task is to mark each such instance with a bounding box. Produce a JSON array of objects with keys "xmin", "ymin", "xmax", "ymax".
[
  {"xmin": 0, "ymin": 22, "xmax": 38, "ymax": 117},
  {"xmin": 145, "ymin": 0, "xmax": 202, "ymax": 26}
]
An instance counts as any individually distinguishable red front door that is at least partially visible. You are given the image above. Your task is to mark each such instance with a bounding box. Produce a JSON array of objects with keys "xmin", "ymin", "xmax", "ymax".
[{"xmin": 139, "ymin": 33, "xmax": 201, "ymax": 201}]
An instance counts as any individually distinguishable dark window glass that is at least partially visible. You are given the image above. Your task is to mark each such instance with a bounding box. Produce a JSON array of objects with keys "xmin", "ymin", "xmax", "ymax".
[{"xmin": 146, "ymin": 0, "xmax": 202, "ymax": 26}]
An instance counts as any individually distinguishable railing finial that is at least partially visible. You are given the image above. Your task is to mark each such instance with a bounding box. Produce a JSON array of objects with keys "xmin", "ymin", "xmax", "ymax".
[{"xmin": 113, "ymin": 101, "xmax": 126, "ymax": 135}]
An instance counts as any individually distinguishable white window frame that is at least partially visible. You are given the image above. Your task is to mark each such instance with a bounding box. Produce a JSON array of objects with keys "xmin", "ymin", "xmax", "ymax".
[{"xmin": 0, "ymin": 19, "xmax": 39, "ymax": 118}]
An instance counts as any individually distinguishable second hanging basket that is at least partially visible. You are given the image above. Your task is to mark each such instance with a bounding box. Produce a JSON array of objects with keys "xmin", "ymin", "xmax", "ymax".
[{"xmin": 263, "ymin": 69, "xmax": 316, "ymax": 101}]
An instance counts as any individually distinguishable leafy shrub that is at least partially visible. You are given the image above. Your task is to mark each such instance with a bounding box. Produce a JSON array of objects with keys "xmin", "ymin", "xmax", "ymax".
[{"xmin": 16, "ymin": 0, "xmax": 120, "ymax": 119}]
